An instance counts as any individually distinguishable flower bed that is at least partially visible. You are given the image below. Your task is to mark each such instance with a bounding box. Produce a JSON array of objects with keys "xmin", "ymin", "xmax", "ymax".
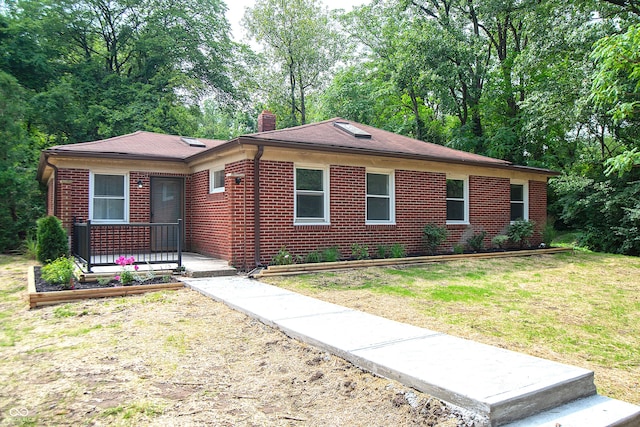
[
  {"xmin": 27, "ymin": 266, "xmax": 183, "ymax": 309},
  {"xmin": 253, "ymin": 247, "xmax": 573, "ymax": 278}
]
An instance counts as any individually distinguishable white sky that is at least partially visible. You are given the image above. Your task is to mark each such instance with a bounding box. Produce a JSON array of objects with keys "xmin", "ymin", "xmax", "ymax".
[{"xmin": 226, "ymin": 0, "xmax": 369, "ymax": 43}]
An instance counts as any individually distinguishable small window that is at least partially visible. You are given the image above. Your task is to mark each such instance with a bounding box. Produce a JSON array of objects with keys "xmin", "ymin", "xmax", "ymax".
[
  {"xmin": 446, "ymin": 177, "xmax": 468, "ymax": 223},
  {"xmin": 366, "ymin": 171, "xmax": 395, "ymax": 224},
  {"xmin": 210, "ymin": 169, "xmax": 225, "ymax": 193},
  {"xmin": 295, "ymin": 166, "xmax": 329, "ymax": 224},
  {"xmin": 91, "ymin": 173, "xmax": 128, "ymax": 222},
  {"xmin": 510, "ymin": 181, "xmax": 528, "ymax": 222}
]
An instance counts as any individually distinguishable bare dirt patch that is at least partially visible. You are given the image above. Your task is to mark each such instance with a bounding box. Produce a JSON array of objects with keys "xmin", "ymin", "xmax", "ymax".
[{"xmin": 1, "ymin": 256, "xmax": 462, "ymax": 426}]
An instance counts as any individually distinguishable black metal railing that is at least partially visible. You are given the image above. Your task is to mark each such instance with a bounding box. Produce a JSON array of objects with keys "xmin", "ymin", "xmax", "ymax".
[{"xmin": 72, "ymin": 218, "xmax": 183, "ymax": 272}]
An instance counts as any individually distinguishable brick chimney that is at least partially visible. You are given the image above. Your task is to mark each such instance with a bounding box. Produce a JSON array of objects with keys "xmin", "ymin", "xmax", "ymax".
[{"xmin": 257, "ymin": 110, "xmax": 276, "ymax": 132}]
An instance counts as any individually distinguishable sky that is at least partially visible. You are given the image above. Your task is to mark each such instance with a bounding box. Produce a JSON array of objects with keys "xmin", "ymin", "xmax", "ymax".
[{"xmin": 226, "ymin": 0, "xmax": 370, "ymax": 43}]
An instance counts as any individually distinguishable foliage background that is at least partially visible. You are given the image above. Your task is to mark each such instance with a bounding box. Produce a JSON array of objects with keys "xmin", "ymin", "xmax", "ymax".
[{"xmin": 1, "ymin": 0, "xmax": 639, "ymax": 254}]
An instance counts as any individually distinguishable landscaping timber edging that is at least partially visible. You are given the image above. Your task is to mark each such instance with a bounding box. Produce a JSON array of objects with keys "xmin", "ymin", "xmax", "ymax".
[
  {"xmin": 27, "ymin": 266, "xmax": 184, "ymax": 309},
  {"xmin": 254, "ymin": 247, "xmax": 573, "ymax": 278}
]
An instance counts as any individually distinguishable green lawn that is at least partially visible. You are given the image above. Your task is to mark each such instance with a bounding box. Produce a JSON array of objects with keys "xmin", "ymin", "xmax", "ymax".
[{"xmin": 263, "ymin": 250, "xmax": 640, "ymax": 404}]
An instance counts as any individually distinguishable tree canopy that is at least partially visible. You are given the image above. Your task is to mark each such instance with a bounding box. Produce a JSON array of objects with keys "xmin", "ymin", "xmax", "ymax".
[{"xmin": 1, "ymin": 0, "xmax": 640, "ymax": 255}]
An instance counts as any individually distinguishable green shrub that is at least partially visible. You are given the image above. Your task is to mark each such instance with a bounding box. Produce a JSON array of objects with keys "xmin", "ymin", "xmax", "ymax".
[
  {"xmin": 36, "ymin": 216, "xmax": 68, "ymax": 263},
  {"xmin": 466, "ymin": 230, "xmax": 487, "ymax": 252},
  {"xmin": 492, "ymin": 234, "xmax": 509, "ymax": 249},
  {"xmin": 542, "ymin": 223, "xmax": 557, "ymax": 247},
  {"xmin": 389, "ymin": 243, "xmax": 406, "ymax": 258},
  {"xmin": 23, "ymin": 235, "xmax": 38, "ymax": 260},
  {"xmin": 549, "ymin": 173, "xmax": 640, "ymax": 255},
  {"xmin": 41, "ymin": 257, "xmax": 76, "ymax": 289},
  {"xmin": 272, "ymin": 246, "xmax": 294, "ymax": 265},
  {"xmin": 321, "ymin": 247, "xmax": 341, "ymax": 262},
  {"xmin": 453, "ymin": 243, "xmax": 464, "ymax": 254},
  {"xmin": 507, "ymin": 219, "xmax": 535, "ymax": 248},
  {"xmin": 376, "ymin": 244, "xmax": 390, "ymax": 259},
  {"xmin": 305, "ymin": 250, "xmax": 322, "ymax": 263},
  {"xmin": 422, "ymin": 223, "xmax": 447, "ymax": 255},
  {"xmin": 350, "ymin": 243, "xmax": 369, "ymax": 260}
]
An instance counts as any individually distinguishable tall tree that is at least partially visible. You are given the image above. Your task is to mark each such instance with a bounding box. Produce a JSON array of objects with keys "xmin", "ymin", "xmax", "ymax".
[
  {"xmin": 0, "ymin": 0, "xmax": 243, "ymax": 250},
  {"xmin": 3, "ymin": 0, "xmax": 238, "ymax": 143},
  {"xmin": 243, "ymin": 0, "xmax": 344, "ymax": 126},
  {"xmin": 0, "ymin": 71, "xmax": 45, "ymax": 251}
]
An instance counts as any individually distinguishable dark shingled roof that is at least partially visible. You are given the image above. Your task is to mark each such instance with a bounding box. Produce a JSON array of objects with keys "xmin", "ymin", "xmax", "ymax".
[
  {"xmin": 40, "ymin": 119, "xmax": 557, "ymax": 177},
  {"xmin": 44, "ymin": 131, "xmax": 225, "ymax": 160},
  {"xmin": 239, "ymin": 118, "xmax": 511, "ymax": 166}
]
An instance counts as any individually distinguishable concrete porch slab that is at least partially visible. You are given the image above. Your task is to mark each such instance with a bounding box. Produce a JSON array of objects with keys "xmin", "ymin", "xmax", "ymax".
[{"xmin": 82, "ymin": 252, "xmax": 235, "ymax": 278}]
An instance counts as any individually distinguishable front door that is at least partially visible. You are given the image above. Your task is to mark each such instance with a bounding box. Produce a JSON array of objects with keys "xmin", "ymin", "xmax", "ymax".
[{"xmin": 151, "ymin": 177, "xmax": 184, "ymax": 251}]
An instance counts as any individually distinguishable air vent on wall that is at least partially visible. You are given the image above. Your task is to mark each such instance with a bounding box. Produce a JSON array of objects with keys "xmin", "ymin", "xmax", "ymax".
[
  {"xmin": 333, "ymin": 121, "xmax": 372, "ymax": 138},
  {"xmin": 181, "ymin": 137, "xmax": 206, "ymax": 147}
]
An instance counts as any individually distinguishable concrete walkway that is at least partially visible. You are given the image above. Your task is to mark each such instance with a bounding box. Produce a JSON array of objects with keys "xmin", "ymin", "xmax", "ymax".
[{"xmin": 183, "ymin": 275, "xmax": 640, "ymax": 427}]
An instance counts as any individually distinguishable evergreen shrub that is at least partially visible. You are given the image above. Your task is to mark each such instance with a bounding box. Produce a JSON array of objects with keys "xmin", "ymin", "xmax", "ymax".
[{"xmin": 36, "ymin": 216, "xmax": 68, "ymax": 263}]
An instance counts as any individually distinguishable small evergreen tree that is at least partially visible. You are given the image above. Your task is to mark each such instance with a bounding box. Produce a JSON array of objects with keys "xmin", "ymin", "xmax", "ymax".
[
  {"xmin": 422, "ymin": 223, "xmax": 448, "ymax": 255},
  {"xmin": 507, "ymin": 220, "xmax": 535, "ymax": 248},
  {"xmin": 36, "ymin": 216, "xmax": 68, "ymax": 263}
]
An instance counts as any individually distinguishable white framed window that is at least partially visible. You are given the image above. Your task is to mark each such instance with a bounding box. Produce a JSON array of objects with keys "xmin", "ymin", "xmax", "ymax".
[
  {"xmin": 446, "ymin": 176, "xmax": 469, "ymax": 224},
  {"xmin": 366, "ymin": 170, "xmax": 395, "ymax": 224},
  {"xmin": 294, "ymin": 165, "xmax": 330, "ymax": 224},
  {"xmin": 510, "ymin": 180, "xmax": 529, "ymax": 222},
  {"xmin": 209, "ymin": 168, "xmax": 225, "ymax": 193},
  {"xmin": 90, "ymin": 172, "xmax": 128, "ymax": 223}
]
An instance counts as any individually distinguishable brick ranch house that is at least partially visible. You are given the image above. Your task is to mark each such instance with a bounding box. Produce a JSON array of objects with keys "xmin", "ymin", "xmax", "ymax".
[{"xmin": 37, "ymin": 111, "xmax": 557, "ymax": 270}]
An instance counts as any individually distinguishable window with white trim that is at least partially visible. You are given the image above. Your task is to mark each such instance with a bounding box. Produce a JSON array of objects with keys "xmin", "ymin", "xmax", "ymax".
[
  {"xmin": 366, "ymin": 170, "xmax": 395, "ymax": 224},
  {"xmin": 446, "ymin": 177, "xmax": 468, "ymax": 224},
  {"xmin": 209, "ymin": 169, "xmax": 225, "ymax": 193},
  {"xmin": 295, "ymin": 166, "xmax": 329, "ymax": 224},
  {"xmin": 91, "ymin": 173, "xmax": 128, "ymax": 222},
  {"xmin": 510, "ymin": 181, "xmax": 529, "ymax": 222}
]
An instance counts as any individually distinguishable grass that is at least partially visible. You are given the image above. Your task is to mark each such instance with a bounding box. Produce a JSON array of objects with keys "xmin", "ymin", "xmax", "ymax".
[
  {"xmin": 101, "ymin": 401, "xmax": 165, "ymax": 421},
  {"xmin": 264, "ymin": 250, "xmax": 640, "ymax": 404}
]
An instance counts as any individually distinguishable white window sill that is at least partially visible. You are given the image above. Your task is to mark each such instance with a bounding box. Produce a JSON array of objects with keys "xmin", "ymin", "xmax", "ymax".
[
  {"xmin": 366, "ymin": 221, "xmax": 396, "ymax": 226},
  {"xmin": 209, "ymin": 188, "xmax": 225, "ymax": 194},
  {"xmin": 446, "ymin": 221, "xmax": 470, "ymax": 226},
  {"xmin": 294, "ymin": 221, "xmax": 331, "ymax": 226}
]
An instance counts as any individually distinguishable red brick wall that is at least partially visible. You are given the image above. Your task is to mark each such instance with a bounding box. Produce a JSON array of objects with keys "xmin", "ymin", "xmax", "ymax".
[
  {"xmin": 256, "ymin": 162, "xmax": 450, "ymax": 265},
  {"xmin": 188, "ymin": 160, "xmax": 254, "ymax": 265},
  {"xmin": 252, "ymin": 162, "xmax": 546, "ymax": 265},
  {"xmin": 46, "ymin": 177, "xmax": 55, "ymax": 217},
  {"xmin": 529, "ymin": 180, "xmax": 547, "ymax": 244},
  {"xmin": 130, "ymin": 172, "xmax": 150, "ymax": 223},
  {"xmin": 56, "ymin": 169, "xmax": 90, "ymax": 233},
  {"xmin": 55, "ymin": 168, "xmax": 193, "ymax": 256},
  {"xmin": 53, "ymin": 162, "xmax": 548, "ymax": 268},
  {"xmin": 448, "ymin": 175, "xmax": 511, "ymax": 248}
]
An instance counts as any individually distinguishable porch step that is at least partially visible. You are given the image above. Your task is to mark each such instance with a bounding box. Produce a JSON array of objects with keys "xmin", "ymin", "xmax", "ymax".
[
  {"xmin": 180, "ymin": 252, "xmax": 237, "ymax": 278},
  {"xmin": 503, "ymin": 394, "xmax": 640, "ymax": 427},
  {"xmin": 186, "ymin": 267, "xmax": 237, "ymax": 278}
]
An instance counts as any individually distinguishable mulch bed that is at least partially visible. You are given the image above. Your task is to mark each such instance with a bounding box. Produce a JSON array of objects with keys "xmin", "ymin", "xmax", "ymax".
[{"xmin": 34, "ymin": 266, "xmax": 175, "ymax": 292}]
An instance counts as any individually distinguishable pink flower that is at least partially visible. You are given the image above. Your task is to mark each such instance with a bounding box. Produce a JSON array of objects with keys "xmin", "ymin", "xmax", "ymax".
[
  {"xmin": 114, "ymin": 275, "xmax": 120, "ymax": 281},
  {"xmin": 134, "ymin": 265, "xmax": 139, "ymax": 271}
]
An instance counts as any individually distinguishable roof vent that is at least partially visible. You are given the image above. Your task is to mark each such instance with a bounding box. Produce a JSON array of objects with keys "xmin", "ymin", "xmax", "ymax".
[
  {"xmin": 181, "ymin": 137, "xmax": 206, "ymax": 148},
  {"xmin": 334, "ymin": 121, "xmax": 371, "ymax": 138}
]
